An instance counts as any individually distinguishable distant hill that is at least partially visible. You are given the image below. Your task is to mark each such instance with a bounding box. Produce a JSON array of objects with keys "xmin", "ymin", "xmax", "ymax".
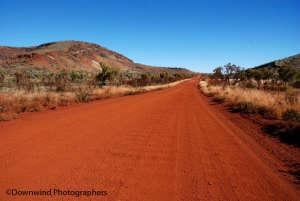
[
  {"xmin": 0, "ymin": 40, "xmax": 193, "ymax": 75},
  {"xmin": 254, "ymin": 53, "xmax": 300, "ymax": 70}
]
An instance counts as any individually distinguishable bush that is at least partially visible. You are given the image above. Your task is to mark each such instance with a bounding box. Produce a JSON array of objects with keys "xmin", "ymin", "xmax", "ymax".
[
  {"xmin": 41, "ymin": 72, "xmax": 56, "ymax": 89},
  {"xmin": 75, "ymin": 87, "xmax": 91, "ymax": 103},
  {"xmin": 42, "ymin": 94, "xmax": 57, "ymax": 109},
  {"xmin": 257, "ymin": 106, "xmax": 276, "ymax": 119},
  {"xmin": 139, "ymin": 73, "xmax": 151, "ymax": 86},
  {"xmin": 57, "ymin": 94, "xmax": 73, "ymax": 106},
  {"xmin": 244, "ymin": 81, "xmax": 256, "ymax": 89},
  {"xmin": 282, "ymin": 109, "xmax": 300, "ymax": 122},
  {"xmin": 230, "ymin": 101, "xmax": 257, "ymax": 114},
  {"xmin": 55, "ymin": 71, "xmax": 70, "ymax": 91},
  {"xmin": 206, "ymin": 92, "xmax": 215, "ymax": 97},
  {"xmin": 95, "ymin": 62, "xmax": 119, "ymax": 87},
  {"xmin": 14, "ymin": 71, "xmax": 35, "ymax": 91},
  {"xmin": 0, "ymin": 69, "xmax": 5, "ymax": 83},
  {"xmin": 70, "ymin": 71, "xmax": 88, "ymax": 83},
  {"xmin": 257, "ymin": 106, "xmax": 277, "ymax": 119},
  {"xmin": 212, "ymin": 95, "xmax": 225, "ymax": 103},
  {"xmin": 159, "ymin": 72, "xmax": 170, "ymax": 83}
]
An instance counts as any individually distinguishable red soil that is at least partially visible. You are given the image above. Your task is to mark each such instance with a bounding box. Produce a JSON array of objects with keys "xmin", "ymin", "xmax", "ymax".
[{"xmin": 0, "ymin": 79, "xmax": 299, "ymax": 201}]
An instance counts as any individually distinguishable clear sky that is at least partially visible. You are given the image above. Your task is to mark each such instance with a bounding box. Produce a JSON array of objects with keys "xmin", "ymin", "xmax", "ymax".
[{"xmin": 0, "ymin": 0, "xmax": 299, "ymax": 72}]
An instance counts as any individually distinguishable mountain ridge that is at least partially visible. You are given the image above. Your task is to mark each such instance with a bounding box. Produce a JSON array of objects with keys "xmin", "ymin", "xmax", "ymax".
[
  {"xmin": 0, "ymin": 40, "xmax": 193, "ymax": 74},
  {"xmin": 254, "ymin": 53, "xmax": 300, "ymax": 70}
]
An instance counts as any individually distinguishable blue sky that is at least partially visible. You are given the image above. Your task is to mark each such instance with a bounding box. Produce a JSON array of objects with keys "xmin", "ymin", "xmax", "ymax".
[{"xmin": 0, "ymin": 0, "xmax": 299, "ymax": 72}]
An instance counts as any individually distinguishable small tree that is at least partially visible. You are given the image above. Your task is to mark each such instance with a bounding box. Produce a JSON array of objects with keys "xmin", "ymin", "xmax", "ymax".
[
  {"xmin": 95, "ymin": 62, "xmax": 118, "ymax": 87},
  {"xmin": 223, "ymin": 63, "xmax": 240, "ymax": 86},
  {"xmin": 235, "ymin": 67, "xmax": 246, "ymax": 80},
  {"xmin": 247, "ymin": 69, "xmax": 263, "ymax": 89},
  {"xmin": 278, "ymin": 66, "xmax": 297, "ymax": 86},
  {"xmin": 269, "ymin": 68, "xmax": 280, "ymax": 90},
  {"xmin": 212, "ymin": 67, "xmax": 224, "ymax": 85},
  {"xmin": 261, "ymin": 68, "xmax": 273, "ymax": 81},
  {"xmin": 234, "ymin": 67, "xmax": 247, "ymax": 87},
  {"xmin": 259, "ymin": 68, "xmax": 273, "ymax": 89},
  {"xmin": 213, "ymin": 67, "xmax": 223, "ymax": 79}
]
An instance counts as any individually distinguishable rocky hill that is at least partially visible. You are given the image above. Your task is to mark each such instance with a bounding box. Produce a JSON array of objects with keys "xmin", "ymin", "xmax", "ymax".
[{"xmin": 0, "ymin": 40, "xmax": 193, "ymax": 75}]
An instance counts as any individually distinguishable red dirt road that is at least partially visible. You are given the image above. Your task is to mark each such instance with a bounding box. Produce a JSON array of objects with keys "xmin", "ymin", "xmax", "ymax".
[{"xmin": 0, "ymin": 79, "xmax": 299, "ymax": 201}]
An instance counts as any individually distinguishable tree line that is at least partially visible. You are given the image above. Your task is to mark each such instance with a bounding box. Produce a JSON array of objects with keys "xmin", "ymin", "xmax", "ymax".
[{"xmin": 210, "ymin": 63, "xmax": 300, "ymax": 90}]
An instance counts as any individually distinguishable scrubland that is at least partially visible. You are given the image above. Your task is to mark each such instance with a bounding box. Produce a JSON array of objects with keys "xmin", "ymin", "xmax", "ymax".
[
  {"xmin": 199, "ymin": 80, "xmax": 300, "ymax": 120},
  {"xmin": 0, "ymin": 79, "xmax": 187, "ymax": 121}
]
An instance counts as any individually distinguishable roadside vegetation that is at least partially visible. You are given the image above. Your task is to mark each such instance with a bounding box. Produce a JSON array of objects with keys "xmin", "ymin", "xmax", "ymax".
[
  {"xmin": 199, "ymin": 63, "xmax": 300, "ymax": 146},
  {"xmin": 0, "ymin": 62, "xmax": 192, "ymax": 121}
]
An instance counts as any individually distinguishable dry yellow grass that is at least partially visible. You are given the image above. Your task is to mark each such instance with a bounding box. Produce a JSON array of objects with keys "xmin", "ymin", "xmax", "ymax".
[
  {"xmin": 199, "ymin": 80, "xmax": 300, "ymax": 119},
  {"xmin": 0, "ymin": 80, "xmax": 188, "ymax": 121}
]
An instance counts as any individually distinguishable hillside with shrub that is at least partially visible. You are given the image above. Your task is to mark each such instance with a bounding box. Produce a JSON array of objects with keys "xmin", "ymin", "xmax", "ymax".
[
  {"xmin": 0, "ymin": 40, "xmax": 192, "ymax": 73},
  {"xmin": 0, "ymin": 41, "xmax": 194, "ymax": 91},
  {"xmin": 255, "ymin": 54, "xmax": 300, "ymax": 70},
  {"xmin": 0, "ymin": 41, "xmax": 194, "ymax": 120}
]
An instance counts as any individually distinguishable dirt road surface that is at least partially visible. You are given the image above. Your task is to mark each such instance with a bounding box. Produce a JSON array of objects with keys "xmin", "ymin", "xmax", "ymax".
[{"xmin": 0, "ymin": 79, "xmax": 299, "ymax": 201}]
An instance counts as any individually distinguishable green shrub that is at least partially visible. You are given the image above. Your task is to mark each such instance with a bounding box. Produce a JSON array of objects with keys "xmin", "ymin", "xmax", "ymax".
[
  {"xmin": 95, "ymin": 62, "xmax": 119, "ymax": 87},
  {"xmin": 282, "ymin": 109, "xmax": 300, "ymax": 122}
]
